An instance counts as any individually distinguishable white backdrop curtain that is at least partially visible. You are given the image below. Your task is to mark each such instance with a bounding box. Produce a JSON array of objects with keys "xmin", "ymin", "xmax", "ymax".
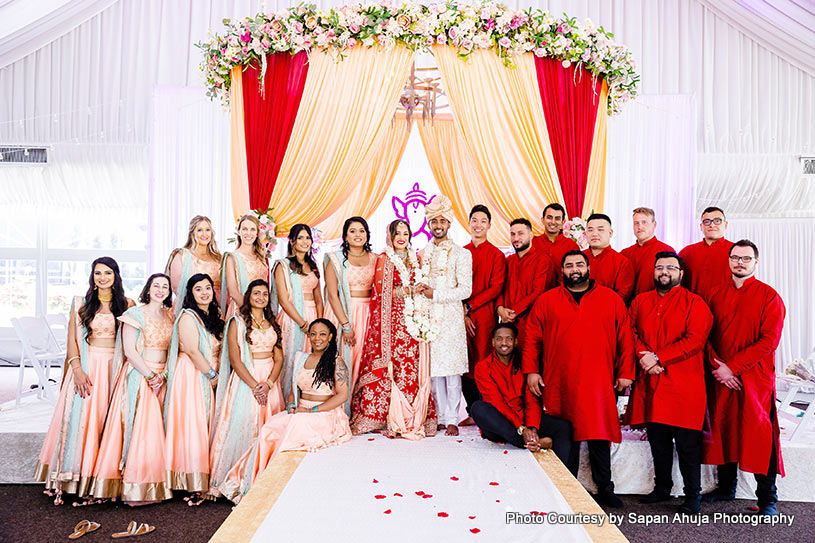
[
  {"xmin": 604, "ymin": 94, "xmax": 697, "ymax": 251},
  {"xmin": 148, "ymin": 87, "xmax": 231, "ymax": 272}
]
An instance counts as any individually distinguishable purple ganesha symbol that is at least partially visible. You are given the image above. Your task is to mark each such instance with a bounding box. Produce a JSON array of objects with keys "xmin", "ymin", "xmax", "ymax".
[{"xmin": 392, "ymin": 182, "xmax": 436, "ymax": 242}]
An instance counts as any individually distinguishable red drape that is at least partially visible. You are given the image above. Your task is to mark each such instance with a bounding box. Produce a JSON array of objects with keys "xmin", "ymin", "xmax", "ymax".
[
  {"xmin": 241, "ymin": 52, "xmax": 309, "ymax": 209},
  {"xmin": 534, "ymin": 58, "xmax": 603, "ymax": 217}
]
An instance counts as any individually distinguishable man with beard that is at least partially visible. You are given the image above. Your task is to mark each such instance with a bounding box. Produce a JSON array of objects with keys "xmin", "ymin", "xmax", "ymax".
[
  {"xmin": 625, "ymin": 251, "xmax": 712, "ymax": 514},
  {"xmin": 620, "ymin": 207, "xmax": 674, "ymax": 296},
  {"xmin": 417, "ymin": 196, "xmax": 472, "ymax": 436},
  {"xmin": 463, "ymin": 205, "xmax": 506, "ymax": 415},
  {"xmin": 496, "ymin": 218, "xmax": 553, "ymax": 359},
  {"xmin": 522, "ymin": 251, "xmax": 635, "ymax": 508},
  {"xmin": 533, "ymin": 203, "xmax": 579, "ymax": 286},
  {"xmin": 679, "ymin": 207, "xmax": 732, "ymax": 302},
  {"xmin": 470, "ymin": 323, "xmax": 573, "ymax": 463},
  {"xmin": 584, "ymin": 213, "xmax": 635, "ymax": 304},
  {"xmin": 702, "ymin": 240, "xmax": 786, "ymax": 515}
]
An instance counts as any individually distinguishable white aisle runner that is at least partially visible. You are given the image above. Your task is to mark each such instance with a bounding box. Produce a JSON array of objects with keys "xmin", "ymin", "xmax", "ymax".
[{"xmin": 251, "ymin": 427, "xmax": 592, "ymax": 542}]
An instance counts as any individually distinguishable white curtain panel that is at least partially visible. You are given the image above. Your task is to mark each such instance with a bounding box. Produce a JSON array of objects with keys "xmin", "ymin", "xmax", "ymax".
[
  {"xmin": 604, "ymin": 94, "xmax": 697, "ymax": 251},
  {"xmin": 148, "ymin": 86, "xmax": 231, "ymax": 272},
  {"xmin": 725, "ymin": 218, "xmax": 815, "ymax": 368}
]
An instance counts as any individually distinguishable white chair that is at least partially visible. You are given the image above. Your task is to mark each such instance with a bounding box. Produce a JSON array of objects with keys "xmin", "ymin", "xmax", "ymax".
[
  {"xmin": 777, "ymin": 369, "xmax": 815, "ymax": 443},
  {"xmin": 45, "ymin": 313, "xmax": 69, "ymax": 352},
  {"xmin": 11, "ymin": 317, "xmax": 65, "ymax": 406}
]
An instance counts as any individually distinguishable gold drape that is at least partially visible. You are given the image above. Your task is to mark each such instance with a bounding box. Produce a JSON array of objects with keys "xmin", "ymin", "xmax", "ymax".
[
  {"xmin": 317, "ymin": 115, "xmax": 412, "ymax": 238},
  {"xmin": 417, "ymin": 116, "xmax": 511, "ymax": 245},
  {"xmin": 229, "ymin": 66, "xmax": 251, "ymax": 218},
  {"xmin": 268, "ymin": 46, "xmax": 414, "ymax": 234},
  {"xmin": 433, "ymin": 46, "xmax": 565, "ymax": 232},
  {"xmin": 582, "ymin": 81, "xmax": 609, "ymax": 217}
]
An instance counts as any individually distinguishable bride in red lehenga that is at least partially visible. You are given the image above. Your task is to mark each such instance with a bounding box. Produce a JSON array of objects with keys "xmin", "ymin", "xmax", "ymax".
[{"xmin": 350, "ymin": 220, "xmax": 437, "ymax": 439}]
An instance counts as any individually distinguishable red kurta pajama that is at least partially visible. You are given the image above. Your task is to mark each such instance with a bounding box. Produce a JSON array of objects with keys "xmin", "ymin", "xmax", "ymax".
[
  {"xmin": 464, "ymin": 241, "xmax": 506, "ymax": 374},
  {"xmin": 704, "ymin": 276, "xmax": 786, "ymax": 476},
  {"xmin": 620, "ymin": 237, "xmax": 675, "ymax": 297},
  {"xmin": 625, "ymin": 287, "xmax": 712, "ymax": 430},
  {"xmin": 497, "ymin": 245, "xmax": 552, "ymax": 344},
  {"xmin": 521, "ymin": 282, "xmax": 635, "ymax": 443},
  {"xmin": 678, "ymin": 237, "xmax": 732, "ymax": 302},
  {"xmin": 533, "ymin": 233, "xmax": 579, "ymax": 285},
  {"xmin": 474, "ymin": 354, "xmax": 524, "ymax": 428},
  {"xmin": 584, "ymin": 247, "xmax": 635, "ymax": 304}
]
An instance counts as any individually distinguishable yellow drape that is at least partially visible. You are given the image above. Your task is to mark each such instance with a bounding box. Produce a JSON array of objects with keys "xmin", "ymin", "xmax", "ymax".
[
  {"xmin": 229, "ymin": 66, "xmax": 251, "ymax": 218},
  {"xmin": 582, "ymin": 81, "xmax": 609, "ymax": 217},
  {"xmin": 268, "ymin": 46, "xmax": 414, "ymax": 234},
  {"xmin": 417, "ymin": 116, "xmax": 511, "ymax": 245},
  {"xmin": 317, "ymin": 115, "xmax": 412, "ymax": 238},
  {"xmin": 433, "ymin": 46, "xmax": 565, "ymax": 232}
]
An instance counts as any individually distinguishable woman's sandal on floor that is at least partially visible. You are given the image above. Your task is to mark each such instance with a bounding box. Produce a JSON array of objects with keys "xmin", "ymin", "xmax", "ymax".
[
  {"xmin": 68, "ymin": 520, "xmax": 100, "ymax": 539},
  {"xmin": 112, "ymin": 521, "xmax": 155, "ymax": 538}
]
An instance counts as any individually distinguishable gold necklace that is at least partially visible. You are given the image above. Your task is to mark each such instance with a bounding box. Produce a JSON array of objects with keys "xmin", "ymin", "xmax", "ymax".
[
  {"xmin": 98, "ymin": 291, "xmax": 113, "ymax": 302},
  {"xmin": 347, "ymin": 249, "xmax": 366, "ymax": 257},
  {"xmin": 252, "ymin": 315, "xmax": 266, "ymax": 328}
]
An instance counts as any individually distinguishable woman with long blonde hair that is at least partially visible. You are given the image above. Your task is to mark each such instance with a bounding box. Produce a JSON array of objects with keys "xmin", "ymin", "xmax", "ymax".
[
  {"xmin": 166, "ymin": 215, "xmax": 223, "ymax": 313},
  {"xmin": 220, "ymin": 214, "xmax": 269, "ymax": 317}
]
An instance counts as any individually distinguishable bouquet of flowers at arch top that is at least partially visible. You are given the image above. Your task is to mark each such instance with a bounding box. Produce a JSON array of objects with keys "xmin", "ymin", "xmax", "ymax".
[
  {"xmin": 562, "ymin": 216, "xmax": 589, "ymax": 250},
  {"xmin": 197, "ymin": 1, "xmax": 639, "ymax": 114},
  {"xmin": 228, "ymin": 208, "xmax": 278, "ymax": 258}
]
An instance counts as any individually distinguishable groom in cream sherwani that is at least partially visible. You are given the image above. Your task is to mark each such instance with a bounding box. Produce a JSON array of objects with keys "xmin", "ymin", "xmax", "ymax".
[{"xmin": 417, "ymin": 195, "xmax": 472, "ymax": 436}]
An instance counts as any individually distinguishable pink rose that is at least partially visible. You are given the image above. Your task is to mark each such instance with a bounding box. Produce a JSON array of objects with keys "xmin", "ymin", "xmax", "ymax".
[
  {"xmin": 349, "ymin": 24, "xmax": 360, "ymax": 34},
  {"xmin": 484, "ymin": 19, "xmax": 495, "ymax": 31},
  {"xmin": 270, "ymin": 20, "xmax": 283, "ymax": 32},
  {"xmin": 240, "ymin": 32, "xmax": 251, "ymax": 43},
  {"xmin": 347, "ymin": 37, "xmax": 357, "ymax": 48},
  {"xmin": 293, "ymin": 22, "xmax": 304, "ymax": 34},
  {"xmin": 534, "ymin": 47, "xmax": 546, "ymax": 57},
  {"xmin": 498, "ymin": 36, "xmax": 511, "ymax": 48},
  {"xmin": 437, "ymin": 33, "xmax": 447, "ymax": 44},
  {"xmin": 396, "ymin": 14, "xmax": 411, "ymax": 28},
  {"xmin": 426, "ymin": 36, "xmax": 435, "ymax": 46},
  {"xmin": 448, "ymin": 26, "xmax": 458, "ymax": 39},
  {"xmin": 558, "ymin": 24, "xmax": 568, "ymax": 34},
  {"xmin": 561, "ymin": 59, "xmax": 571, "ymax": 68},
  {"xmin": 305, "ymin": 15, "xmax": 318, "ymax": 30}
]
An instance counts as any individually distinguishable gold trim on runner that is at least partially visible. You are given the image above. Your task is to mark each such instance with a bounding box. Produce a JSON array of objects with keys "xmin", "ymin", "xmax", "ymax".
[
  {"xmin": 532, "ymin": 450, "xmax": 629, "ymax": 543},
  {"xmin": 210, "ymin": 451, "xmax": 307, "ymax": 543}
]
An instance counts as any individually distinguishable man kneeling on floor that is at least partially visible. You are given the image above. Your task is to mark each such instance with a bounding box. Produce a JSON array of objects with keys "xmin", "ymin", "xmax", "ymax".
[{"xmin": 470, "ymin": 323, "xmax": 572, "ymax": 463}]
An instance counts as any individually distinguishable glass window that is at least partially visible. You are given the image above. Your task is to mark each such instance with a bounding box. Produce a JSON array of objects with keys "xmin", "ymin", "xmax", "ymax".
[
  {"xmin": 47, "ymin": 208, "xmax": 147, "ymax": 251},
  {"xmin": 0, "ymin": 259, "xmax": 37, "ymax": 325},
  {"xmin": 0, "ymin": 207, "xmax": 38, "ymax": 248}
]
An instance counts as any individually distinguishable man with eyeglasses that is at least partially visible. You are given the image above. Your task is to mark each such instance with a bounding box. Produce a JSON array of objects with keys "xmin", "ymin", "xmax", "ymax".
[
  {"xmin": 522, "ymin": 250, "xmax": 635, "ymax": 509},
  {"xmin": 621, "ymin": 207, "xmax": 674, "ymax": 297},
  {"xmin": 678, "ymin": 206, "xmax": 732, "ymax": 302},
  {"xmin": 625, "ymin": 251, "xmax": 712, "ymax": 514},
  {"xmin": 702, "ymin": 239, "xmax": 786, "ymax": 516}
]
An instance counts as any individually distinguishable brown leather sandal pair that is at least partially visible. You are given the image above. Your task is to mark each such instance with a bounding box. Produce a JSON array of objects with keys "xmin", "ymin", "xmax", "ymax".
[{"xmin": 68, "ymin": 520, "xmax": 155, "ymax": 539}]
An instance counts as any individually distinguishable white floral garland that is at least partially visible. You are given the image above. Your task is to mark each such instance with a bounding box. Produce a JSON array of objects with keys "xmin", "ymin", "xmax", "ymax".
[{"xmin": 385, "ymin": 245, "xmax": 439, "ymax": 342}]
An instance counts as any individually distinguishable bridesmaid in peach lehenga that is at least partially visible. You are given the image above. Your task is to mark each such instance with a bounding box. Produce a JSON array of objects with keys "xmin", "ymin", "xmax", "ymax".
[
  {"xmin": 166, "ymin": 215, "xmax": 223, "ymax": 314},
  {"xmin": 220, "ymin": 214, "xmax": 269, "ymax": 318},
  {"xmin": 350, "ymin": 220, "xmax": 437, "ymax": 440},
  {"xmin": 90, "ymin": 273, "xmax": 174, "ymax": 505}
]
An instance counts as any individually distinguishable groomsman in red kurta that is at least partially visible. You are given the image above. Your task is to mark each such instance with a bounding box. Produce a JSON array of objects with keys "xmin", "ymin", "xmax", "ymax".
[
  {"xmin": 533, "ymin": 203, "xmax": 579, "ymax": 285},
  {"xmin": 620, "ymin": 207, "xmax": 674, "ymax": 297},
  {"xmin": 584, "ymin": 213, "xmax": 635, "ymax": 304},
  {"xmin": 703, "ymin": 239, "xmax": 786, "ymax": 516},
  {"xmin": 496, "ymin": 218, "xmax": 552, "ymax": 348},
  {"xmin": 522, "ymin": 251, "xmax": 635, "ymax": 508},
  {"xmin": 626, "ymin": 251, "xmax": 712, "ymax": 514},
  {"xmin": 463, "ymin": 205, "xmax": 506, "ymax": 414},
  {"xmin": 470, "ymin": 323, "xmax": 572, "ymax": 462},
  {"xmin": 678, "ymin": 206, "xmax": 732, "ymax": 302}
]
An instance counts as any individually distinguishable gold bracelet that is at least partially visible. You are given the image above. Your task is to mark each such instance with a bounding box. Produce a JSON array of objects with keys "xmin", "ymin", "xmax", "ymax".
[
  {"xmin": 265, "ymin": 377, "xmax": 275, "ymax": 388},
  {"xmin": 66, "ymin": 356, "xmax": 80, "ymax": 366}
]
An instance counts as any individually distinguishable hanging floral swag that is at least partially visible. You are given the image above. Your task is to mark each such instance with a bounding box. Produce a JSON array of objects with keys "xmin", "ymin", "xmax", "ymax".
[{"xmin": 197, "ymin": 1, "xmax": 639, "ymax": 115}]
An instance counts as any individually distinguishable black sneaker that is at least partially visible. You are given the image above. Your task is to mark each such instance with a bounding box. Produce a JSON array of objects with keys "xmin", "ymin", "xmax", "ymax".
[
  {"xmin": 595, "ymin": 489, "xmax": 623, "ymax": 508},
  {"xmin": 678, "ymin": 495, "xmax": 701, "ymax": 514},
  {"xmin": 701, "ymin": 487, "xmax": 736, "ymax": 503},
  {"xmin": 639, "ymin": 490, "xmax": 671, "ymax": 504}
]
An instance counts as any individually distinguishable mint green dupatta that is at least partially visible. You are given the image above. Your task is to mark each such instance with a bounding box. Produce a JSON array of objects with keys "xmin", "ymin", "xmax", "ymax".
[
  {"xmin": 219, "ymin": 252, "xmax": 250, "ymax": 314},
  {"xmin": 165, "ymin": 248, "xmax": 194, "ymax": 314},
  {"xmin": 115, "ymin": 306, "xmax": 148, "ymax": 470},
  {"xmin": 323, "ymin": 251, "xmax": 353, "ymax": 415},
  {"xmin": 274, "ymin": 258, "xmax": 305, "ymax": 400},
  {"xmin": 163, "ymin": 308, "xmax": 215, "ymax": 428}
]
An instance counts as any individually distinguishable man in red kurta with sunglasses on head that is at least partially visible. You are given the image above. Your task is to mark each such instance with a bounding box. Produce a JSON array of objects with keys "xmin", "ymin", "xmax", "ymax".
[
  {"xmin": 679, "ymin": 206, "xmax": 732, "ymax": 303},
  {"xmin": 702, "ymin": 239, "xmax": 786, "ymax": 516}
]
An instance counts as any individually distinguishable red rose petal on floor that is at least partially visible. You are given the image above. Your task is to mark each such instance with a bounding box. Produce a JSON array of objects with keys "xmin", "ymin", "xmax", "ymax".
[
  {"xmin": 489, "ymin": 482, "xmax": 499, "ymax": 486},
  {"xmin": 394, "ymin": 493, "xmax": 403, "ymax": 497},
  {"xmin": 530, "ymin": 511, "xmax": 538, "ymax": 515},
  {"xmin": 375, "ymin": 495, "xmax": 386, "ymax": 499},
  {"xmin": 748, "ymin": 506, "xmax": 760, "ymax": 511},
  {"xmin": 422, "ymin": 494, "xmax": 434, "ymax": 499},
  {"xmin": 495, "ymin": 499, "xmax": 500, "ymax": 503},
  {"xmin": 468, "ymin": 516, "xmax": 476, "ymax": 519},
  {"xmin": 384, "ymin": 509, "xmax": 392, "ymax": 514},
  {"xmin": 503, "ymin": 450, "xmax": 508, "ymax": 454},
  {"xmin": 470, "ymin": 528, "xmax": 481, "ymax": 534},
  {"xmin": 437, "ymin": 512, "xmax": 449, "ymax": 517},
  {"xmin": 457, "ymin": 439, "xmax": 463, "ymax": 443},
  {"xmin": 373, "ymin": 479, "xmax": 379, "ymax": 483},
  {"xmin": 450, "ymin": 476, "xmax": 459, "ymax": 481},
  {"xmin": 415, "ymin": 491, "xmax": 425, "ymax": 496},
  {"xmin": 368, "ymin": 438, "xmax": 375, "ymax": 441}
]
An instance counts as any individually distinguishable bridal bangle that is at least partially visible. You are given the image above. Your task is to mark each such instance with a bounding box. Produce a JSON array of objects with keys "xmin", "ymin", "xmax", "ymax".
[{"xmin": 206, "ymin": 369, "xmax": 217, "ymax": 380}]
